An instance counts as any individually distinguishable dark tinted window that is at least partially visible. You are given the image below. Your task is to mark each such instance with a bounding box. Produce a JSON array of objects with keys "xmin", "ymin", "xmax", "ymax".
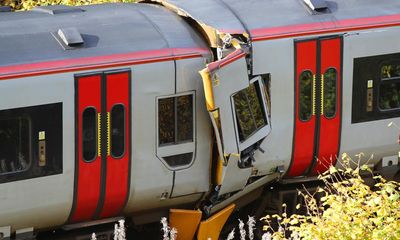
[
  {"xmin": 379, "ymin": 63, "xmax": 400, "ymax": 111},
  {"xmin": 158, "ymin": 94, "xmax": 194, "ymax": 146},
  {"xmin": 324, "ymin": 68, "xmax": 337, "ymax": 118},
  {"xmin": 0, "ymin": 103, "xmax": 63, "ymax": 183},
  {"xmin": 299, "ymin": 71, "xmax": 313, "ymax": 121},
  {"xmin": 379, "ymin": 82, "xmax": 400, "ymax": 110},
  {"xmin": 159, "ymin": 97, "xmax": 176, "ymax": 145},
  {"xmin": 177, "ymin": 95, "xmax": 193, "ymax": 142},
  {"xmin": 233, "ymin": 82, "xmax": 267, "ymax": 142},
  {"xmin": 381, "ymin": 63, "xmax": 400, "ymax": 79},
  {"xmin": 82, "ymin": 107, "xmax": 97, "ymax": 161},
  {"xmin": 163, "ymin": 153, "xmax": 193, "ymax": 166},
  {"xmin": 111, "ymin": 104, "xmax": 125, "ymax": 158},
  {"xmin": 352, "ymin": 53, "xmax": 400, "ymax": 123},
  {"xmin": 0, "ymin": 118, "xmax": 30, "ymax": 174}
]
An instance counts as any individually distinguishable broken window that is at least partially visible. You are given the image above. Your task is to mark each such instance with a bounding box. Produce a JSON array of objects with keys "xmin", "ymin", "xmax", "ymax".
[{"xmin": 233, "ymin": 82, "xmax": 267, "ymax": 142}]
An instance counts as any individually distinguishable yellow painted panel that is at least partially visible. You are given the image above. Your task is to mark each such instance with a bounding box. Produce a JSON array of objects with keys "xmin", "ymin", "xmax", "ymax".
[
  {"xmin": 197, "ymin": 204, "xmax": 235, "ymax": 240},
  {"xmin": 169, "ymin": 209, "xmax": 202, "ymax": 240},
  {"xmin": 199, "ymin": 68, "xmax": 215, "ymax": 111},
  {"xmin": 216, "ymin": 157, "xmax": 224, "ymax": 186}
]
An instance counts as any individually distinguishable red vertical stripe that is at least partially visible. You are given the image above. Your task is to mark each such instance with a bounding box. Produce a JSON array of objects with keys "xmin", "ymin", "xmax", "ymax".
[
  {"xmin": 313, "ymin": 38, "xmax": 341, "ymax": 174},
  {"xmin": 99, "ymin": 71, "xmax": 131, "ymax": 218},
  {"xmin": 288, "ymin": 40, "xmax": 317, "ymax": 177},
  {"xmin": 70, "ymin": 74, "xmax": 102, "ymax": 223}
]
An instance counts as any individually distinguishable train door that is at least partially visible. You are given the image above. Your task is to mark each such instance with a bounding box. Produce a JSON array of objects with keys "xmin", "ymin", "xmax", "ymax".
[
  {"xmin": 288, "ymin": 36, "xmax": 342, "ymax": 177},
  {"xmin": 70, "ymin": 70, "xmax": 131, "ymax": 222},
  {"xmin": 200, "ymin": 49, "xmax": 271, "ymax": 195}
]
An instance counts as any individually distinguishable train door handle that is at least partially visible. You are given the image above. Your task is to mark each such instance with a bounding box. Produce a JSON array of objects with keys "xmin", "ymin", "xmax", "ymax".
[
  {"xmin": 97, "ymin": 113, "xmax": 102, "ymax": 157},
  {"xmin": 107, "ymin": 112, "xmax": 111, "ymax": 156},
  {"xmin": 312, "ymin": 74, "xmax": 316, "ymax": 116},
  {"xmin": 321, "ymin": 74, "xmax": 324, "ymax": 116}
]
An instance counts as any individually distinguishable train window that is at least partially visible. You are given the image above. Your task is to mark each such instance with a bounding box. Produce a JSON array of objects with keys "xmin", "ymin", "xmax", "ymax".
[
  {"xmin": 0, "ymin": 118, "xmax": 30, "ymax": 174},
  {"xmin": 299, "ymin": 70, "xmax": 313, "ymax": 121},
  {"xmin": 177, "ymin": 95, "xmax": 193, "ymax": 142},
  {"xmin": 111, "ymin": 104, "xmax": 125, "ymax": 158},
  {"xmin": 159, "ymin": 97, "xmax": 176, "ymax": 145},
  {"xmin": 233, "ymin": 81, "xmax": 267, "ymax": 142},
  {"xmin": 0, "ymin": 103, "xmax": 63, "ymax": 183},
  {"xmin": 379, "ymin": 63, "xmax": 400, "ymax": 111},
  {"xmin": 82, "ymin": 107, "xmax": 97, "ymax": 161},
  {"xmin": 381, "ymin": 63, "xmax": 400, "ymax": 79},
  {"xmin": 158, "ymin": 94, "xmax": 194, "ymax": 146},
  {"xmin": 379, "ymin": 82, "xmax": 400, "ymax": 110},
  {"xmin": 352, "ymin": 53, "xmax": 400, "ymax": 123},
  {"xmin": 324, "ymin": 68, "xmax": 337, "ymax": 118}
]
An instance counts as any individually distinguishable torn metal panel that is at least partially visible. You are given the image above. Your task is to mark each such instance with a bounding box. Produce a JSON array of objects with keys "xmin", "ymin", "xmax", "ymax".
[
  {"xmin": 199, "ymin": 49, "xmax": 251, "ymax": 194},
  {"xmin": 218, "ymin": 154, "xmax": 252, "ymax": 195},
  {"xmin": 141, "ymin": 0, "xmax": 248, "ymax": 48},
  {"xmin": 199, "ymin": 45, "xmax": 272, "ymax": 195},
  {"xmin": 201, "ymin": 49, "xmax": 249, "ymax": 155}
]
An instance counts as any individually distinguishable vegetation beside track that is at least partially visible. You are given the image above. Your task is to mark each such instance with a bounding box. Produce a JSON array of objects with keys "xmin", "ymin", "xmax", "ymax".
[
  {"xmin": 1, "ymin": 0, "xmax": 137, "ymax": 11},
  {"xmin": 261, "ymin": 153, "xmax": 400, "ymax": 240}
]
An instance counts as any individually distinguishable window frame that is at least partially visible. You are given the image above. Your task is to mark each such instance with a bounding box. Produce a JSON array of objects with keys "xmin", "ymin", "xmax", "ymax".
[
  {"xmin": 110, "ymin": 103, "xmax": 126, "ymax": 159},
  {"xmin": 231, "ymin": 76, "xmax": 271, "ymax": 152},
  {"xmin": 156, "ymin": 91, "xmax": 196, "ymax": 170},
  {"xmin": 81, "ymin": 106, "xmax": 98, "ymax": 163},
  {"xmin": 323, "ymin": 67, "xmax": 338, "ymax": 119}
]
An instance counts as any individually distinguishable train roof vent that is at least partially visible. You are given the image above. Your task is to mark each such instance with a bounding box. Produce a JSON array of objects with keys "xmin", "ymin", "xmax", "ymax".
[
  {"xmin": 0, "ymin": 6, "xmax": 12, "ymax": 12},
  {"xmin": 57, "ymin": 27, "xmax": 84, "ymax": 47},
  {"xmin": 33, "ymin": 5, "xmax": 84, "ymax": 15},
  {"xmin": 303, "ymin": 0, "xmax": 328, "ymax": 11}
]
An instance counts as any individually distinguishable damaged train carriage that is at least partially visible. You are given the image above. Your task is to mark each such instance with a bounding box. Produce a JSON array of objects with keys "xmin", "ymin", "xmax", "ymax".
[{"xmin": 0, "ymin": 0, "xmax": 400, "ymax": 239}]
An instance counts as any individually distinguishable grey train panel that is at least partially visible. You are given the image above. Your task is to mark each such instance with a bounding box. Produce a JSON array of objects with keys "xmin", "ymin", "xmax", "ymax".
[
  {"xmin": 340, "ymin": 27, "xmax": 400, "ymax": 166},
  {"xmin": 0, "ymin": 73, "xmax": 75, "ymax": 231},
  {"xmin": 171, "ymin": 58, "xmax": 211, "ymax": 198},
  {"xmin": 151, "ymin": 0, "xmax": 400, "ymax": 39},
  {"xmin": 218, "ymin": 0, "xmax": 400, "ymax": 33},
  {"xmin": 0, "ymin": 3, "xmax": 208, "ymax": 67},
  {"xmin": 124, "ymin": 61, "xmax": 183, "ymax": 213},
  {"xmin": 251, "ymin": 38, "xmax": 295, "ymax": 175}
]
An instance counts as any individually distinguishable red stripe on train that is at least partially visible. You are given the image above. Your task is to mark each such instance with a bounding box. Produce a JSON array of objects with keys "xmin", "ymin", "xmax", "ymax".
[
  {"xmin": 0, "ymin": 48, "xmax": 208, "ymax": 80},
  {"xmin": 251, "ymin": 14, "xmax": 400, "ymax": 41}
]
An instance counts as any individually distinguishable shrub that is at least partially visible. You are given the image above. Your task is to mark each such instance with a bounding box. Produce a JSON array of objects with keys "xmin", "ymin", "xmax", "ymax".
[
  {"xmin": 261, "ymin": 153, "xmax": 400, "ymax": 240},
  {"xmin": 0, "ymin": 0, "xmax": 137, "ymax": 11}
]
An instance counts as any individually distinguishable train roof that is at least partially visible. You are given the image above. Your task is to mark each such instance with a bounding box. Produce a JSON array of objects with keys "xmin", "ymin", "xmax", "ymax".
[
  {"xmin": 150, "ymin": 0, "xmax": 400, "ymax": 40},
  {"xmin": 0, "ymin": 3, "xmax": 209, "ymax": 68}
]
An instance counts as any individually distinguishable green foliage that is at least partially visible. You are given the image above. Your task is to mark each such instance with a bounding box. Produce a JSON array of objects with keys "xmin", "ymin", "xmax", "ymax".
[
  {"xmin": 261, "ymin": 153, "xmax": 400, "ymax": 240},
  {"xmin": 1, "ymin": 0, "xmax": 137, "ymax": 11}
]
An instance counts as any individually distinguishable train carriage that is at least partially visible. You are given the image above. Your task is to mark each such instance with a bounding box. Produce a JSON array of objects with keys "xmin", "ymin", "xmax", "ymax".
[{"xmin": 0, "ymin": 0, "xmax": 399, "ymax": 239}]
